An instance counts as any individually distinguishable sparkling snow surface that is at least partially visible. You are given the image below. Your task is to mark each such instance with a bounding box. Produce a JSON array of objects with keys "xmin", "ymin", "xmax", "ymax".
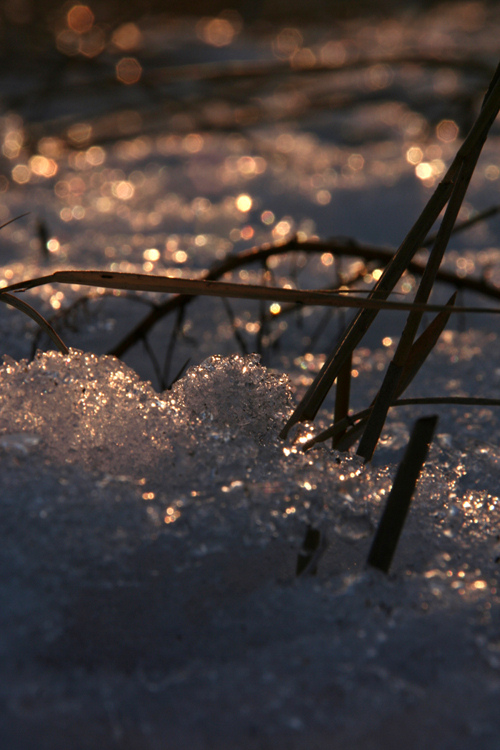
[
  {"xmin": 1, "ymin": 3, "xmax": 500, "ymax": 748},
  {"xmin": 1, "ymin": 345, "xmax": 500, "ymax": 748}
]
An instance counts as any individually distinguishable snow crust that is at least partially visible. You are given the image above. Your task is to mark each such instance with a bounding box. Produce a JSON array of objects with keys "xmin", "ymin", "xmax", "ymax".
[{"xmin": 0, "ymin": 346, "xmax": 500, "ymax": 748}]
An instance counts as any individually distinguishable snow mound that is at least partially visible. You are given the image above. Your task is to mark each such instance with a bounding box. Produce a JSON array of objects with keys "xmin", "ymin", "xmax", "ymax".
[{"xmin": 0, "ymin": 350, "xmax": 292, "ymax": 476}]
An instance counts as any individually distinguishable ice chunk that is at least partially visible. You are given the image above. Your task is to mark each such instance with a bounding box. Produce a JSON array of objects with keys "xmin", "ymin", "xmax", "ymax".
[{"xmin": 0, "ymin": 350, "xmax": 292, "ymax": 477}]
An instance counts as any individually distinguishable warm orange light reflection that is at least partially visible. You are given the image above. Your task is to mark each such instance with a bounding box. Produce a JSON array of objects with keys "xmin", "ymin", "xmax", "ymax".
[
  {"xmin": 85, "ymin": 146, "xmax": 105, "ymax": 166},
  {"xmin": 273, "ymin": 219, "xmax": 292, "ymax": 238},
  {"xmin": 316, "ymin": 190, "xmax": 331, "ymax": 205},
  {"xmin": 2, "ymin": 130, "xmax": 23, "ymax": 159},
  {"xmin": 415, "ymin": 162, "xmax": 433, "ymax": 180},
  {"xmin": 12, "ymin": 165, "xmax": 30, "ymax": 184},
  {"xmin": 240, "ymin": 225, "xmax": 254, "ymax": 240},
  {"xmin": 183, "ymin": 133, "xmax": 204, "ymax": 153},
  {"xmin": 67, "ymin": 5, "xmax": 94, "ymax": 34},
  {"xmin": 116, "ymin": 57, "xmax": 142, "ymax": 85},
  {"xmin": 143, "ymin": 248, "xmax": 160, "ymax": 262},
  {"xmin": 273, "ymin": 28, "xmax": 303, "ymax": 59},
  {"xmin": 236, "ymin": 194, "xmax": 252, "ymax": 212},
  {"xmin": 261, "ymin": 210, "xmax": 275, "ymax": 225},
  {"xmin": 436, "ymin": 119, "xmax": 459, "ymax": 143},
  {"xmin": 406, "ymin": 146, "xmax": 423, "ymax": 165},
  {"xmin": 197, "ymin": 17, "xmax": 239, "ymax": 47},
  {"xmin": 47, "ymin": 239, "xmax": 60, "ymax": 253},
  {"xmin": 112, "ymin": 23, "xmax": 143, "ymax": 51},
  {"xmin": 67, "ymin": 122, "xmax": 92, "ymax": 145},
  {"xmin": 29, "ymin": 155, "xmax": 58, "ymax": 178}
]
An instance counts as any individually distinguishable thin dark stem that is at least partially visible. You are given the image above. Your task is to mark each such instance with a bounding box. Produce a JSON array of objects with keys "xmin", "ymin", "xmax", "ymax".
[
  {"xmin": 162, "ymin": 306, "xmax": 185, "ymax": 387},
  {"xmin": 367, "ymin": 416, "xmax": 438, "ymax": 573}
]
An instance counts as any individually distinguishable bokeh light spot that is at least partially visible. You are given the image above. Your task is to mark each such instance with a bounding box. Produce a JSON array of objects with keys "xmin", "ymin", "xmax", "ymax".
[
  {"xmin": 85, "ymin": 146, "xmax": 105, "ymax": 166},
  {"xmin": 261, "ymin": 210, "xmax": 275, "ymax": 225},
  {"xmin": 348, "ymin": 153, "xmax": 365, "ymax": 171},
  {"xmin": 415, "ymin": 162, "xmax": 433, "ymax": 180},
  {"xmin": 112, "ymin": 181, "xmax": 134, "ymax": 200},
  {"xmin": 437, "ymin": 119, "xmax": 459, "ymax": 143},
  {"xmin": 47, "ymin": 239, "xmax": 60, "ymax": 253},
  {"xmin": 67, "ymin": 5, "xmax": 94, "ymax": 34},
  {"xmin": 316, "ymin": 190, "xmax": 331, "ymax": 205},
  {"xmin": 272, "ymin": 219, "xmax": 292, "ymax": 238},
  {"xmin": 406, "ymin": 146, "xmax": 423, "ymax": 165},
  {"xmin": 183, "ymin": 133, "xmax": 204, "ymax": 153},
  {"xmin": 12, "ymin": 164, "xmax": 30, "ymax": 184},
  {"xmin": 67, "ymin": 122, "xmax": 92, "ymax": 145},
  {"xmin": 174, "ymin": 250, "xmax": 187, "ymax": 263},
  {"xmin": 116, "ymin": 57, "xmax": 142, "ymax": 85},
  {"xmin": 236, "ymin": 194, "xmax": 252, "ymax": 212},
  {"xmin": 29, "ymin": 155, "xmax": 58, "ymax": 178},
  {"xmin": 143, "ymin": 248, "xmax": 160, "ymax": 262},
  {"xmin": 485, "ymin": 165, "xmax": 500, "ymax": 181},
  {"xmin": 273, "ymin": 28, "xmax": 303, "ymax": 59},
  {"xmin": 240, "ymin": 225, "xmax": 254, "ymax": 240},
  {"xmin": 197, "ymin": 16, "xmax": 240, "ymax": 47},
  {"xmin": 3, "ymin": 130, "xmax": 23, "ymax": 159},
  {"xmin": 112, "ymin": 23, "xmax": 143, "ymax": 51}
]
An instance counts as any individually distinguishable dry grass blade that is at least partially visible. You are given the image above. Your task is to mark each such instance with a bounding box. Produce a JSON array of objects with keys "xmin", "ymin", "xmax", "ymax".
[
  {"xmin": 3, "ymin": 270, "xmax": 500, "ymax": 315},
  {"xmin": 357, "ymin": 64, "xmax": 500, "ymax": 462},
  {"xmin": 366, "ymin": 415, "xmax": 438, "ymax": 574},
  {"xmin": 396, "ymin": 292, "xmax": 457, "ymax": 397},
  {"xmin": 279, "ymin": 61, "xmax": 500, "ymax": 439},
  {"xmin": 332, "ymin": 352, "xmax": 352, "ymax": 448},
  {"xmin": 0, "ymin": 292, "xmax": 69, "ymax": 354},
  {"xmin": 339, "ymin": 291, "xmax": 457, "ymax": 448},
  {"xmin": 356, "ymin": 288, "xmax": 458, "ymax": 462}
]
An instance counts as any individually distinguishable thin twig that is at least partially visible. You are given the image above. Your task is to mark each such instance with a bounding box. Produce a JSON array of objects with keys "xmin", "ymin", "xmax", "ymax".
[
  {"xmin": 162, "ymin": 306, "xmax": 185, "ymax": 387},
  {"xmin": 221, "ymin": 297, "xmax": 248, "ymax": 355},
  {"xmin": 107, "ymin": 218, "xmax": 500, "ymax": 358},
  {"xmin": 142, "ymin": 335, "xmax": 165, "ymax": 390}
]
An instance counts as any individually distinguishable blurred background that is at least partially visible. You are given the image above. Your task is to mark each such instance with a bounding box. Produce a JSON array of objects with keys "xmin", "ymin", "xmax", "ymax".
[{"xmin": 0, "ymin": 0, "xmax": 499, "ymax": 390}]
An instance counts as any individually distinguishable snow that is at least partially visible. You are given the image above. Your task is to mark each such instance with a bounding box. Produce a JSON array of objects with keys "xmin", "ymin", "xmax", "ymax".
[
  {"xmin": 1, "ymin": 344, "xmax": 500, "ymax": 748},
  {"xmin": 1, "ymin": 3, "xmax": 500, "ymax": 748}
]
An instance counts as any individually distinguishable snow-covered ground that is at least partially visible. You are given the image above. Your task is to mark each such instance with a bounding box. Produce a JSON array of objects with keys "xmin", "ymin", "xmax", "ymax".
[{"xmin": 1, "ymin": 3, "xmax": 500, "ymax": 748}]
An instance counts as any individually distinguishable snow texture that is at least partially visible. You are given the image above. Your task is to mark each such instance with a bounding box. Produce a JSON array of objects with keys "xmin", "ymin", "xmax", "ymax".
[
  {"xmin": 1, "ymin": 3, "xmax": 500, "ymax": 747},
  {"xmin": 0, "ymin": 345, "xmax": 499, "ymax": 749}
]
